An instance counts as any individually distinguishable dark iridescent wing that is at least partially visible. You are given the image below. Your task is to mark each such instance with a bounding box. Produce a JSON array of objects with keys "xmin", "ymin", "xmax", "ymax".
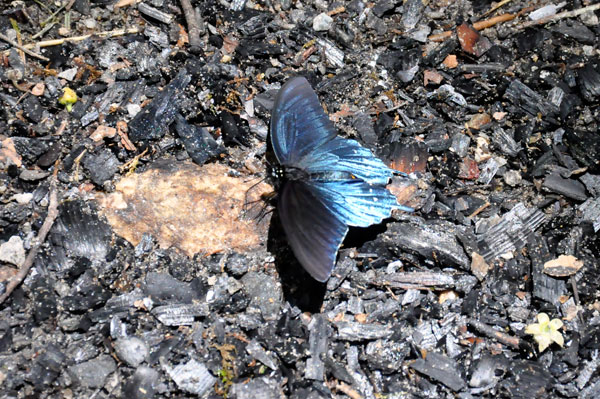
[
  {"xmin": 307, "ymin": 180, "xmax": 401, "ymax": 227},
  {"xmin": 270, "ymin": 77, "xmax": 337, "ymax": 167},
  {"xmin": 278, "ymin": 181, "xmax": 348, "ymax": 282},
  {"xmin": 302, "ymin": 136, "xmax": 395, "ymax": 185}
]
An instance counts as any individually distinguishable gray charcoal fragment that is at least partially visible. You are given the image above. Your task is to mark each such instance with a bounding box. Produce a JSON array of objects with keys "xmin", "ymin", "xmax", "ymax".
[
  {"xmin": 529, "ymin": 234, "xmax": 566, "ymax": 305},
  {"xmin": 366, "ymin": 298, "xmax": 400, "ymax": 322},
  {"xmin": 83, "ymin": 148, "xmax": 120, "ymax": 185},
  {"xmin": 383, "ymin": 221, "xmax": 469, "ymax": 270},
  {"xmin": 374, "ymin": 271, "xmax": 455, "ymax": 290},
  {"xmin": 365, "ymin": 339, "xmax": 410, "ymax": 373},
  {"xmin": 353, "ymin": 112, "xmax": 378, "ymax": 146},
  {"xmin": 469, "ymin": 355, "xmax": 508, "ymax": 388},
  {"xmin": 27, "ymin": 344, "xmax": 65, "ymax": 388},
  {"xmin": 22, "ymin": 95, "xmax": 44, "ymax": 123},
  {"xmin": 580, "ymin": 197, "xmax": 600, "ymax": 232},
  {"xmin": 372, "ymin": 0, "xmax": 395, "ymax": 17},
  {"xmin": 114, "ymin": 337, "xmax": 149, "ymax": 367},
  {"xmin": 11, "ymin": 137, "xmax": 50, "ymax": 163},
  {"xmin": 165, "ymin": 359, "xmax": 215, "ymax": 396},
  {"xmin": 492, "ymin": 127, "xmax": 520, "ymax": 157},
  {"xmin": 48, "ymin": 199, "xmax": 112, "ymax": 261},
  {"xmin": 241, "ymin": 272, "xmax": 283, "ymax": 321},
  {"xmin": 552, "ymin": 20, "xmax": 596, "ymax": 45},
  {"xmin": 316, "ymin": 38, "xmax": 344, "ymax": 68},
  {"xmin": 92, "ymin": 288, "xmax": 146, "ymax": 321},
  {"xmin": 174, "ymin": 114, "xmax": 223, "ymax": 165},
  {"xmin": 345, "ymin": 346, "xmax": 375, "ymax": 398},
  {"xmin": 581, "ymin": 380, "xmax": 600, "ymax": 399},
  {"xmin": 134, "ymin": 233, "xmax": 154, "ymax": 256},
  {"xmin": 578, "ymin": 64, "xmax": 600, "ymax": 102},
  {"xmin": 412, "ymin": 321, "xmax": 437, "ymax": 351},
  {"xmin": 477, "ymin": 156, "xmax": 505, "ymax": 184},
  {"xmin": 477, "ymin": 203, "xmax": 546, "ymax": 262},
  {"xmin": 410, "ymin": 352, "xmax": 466, "ymax": 391},
  {"xmin": 152, "ymin": 303, "xmax": 209, "ymax": 326},
  {"xmin": 501, "ymin": 360, "xmax": 554, "ymax": 398},
  {"xmin": 548, "ymin": 86, "xmax": 565, "ymax": 107},
  {"xmin": 97, "ymin": 41, "xmax": 127, "ymax": 68},
  {"xmin": 335, "ymin": 321, "xmax": 393, "ymax": 341},
  {"xmin": 123, "ymin": 366, "xmax": 160, "ymax": 399},
  {"xmin": 0, "ymin": 321, "xmax": 12, "ymax": 352},
  {"xmin": 230, "ymin": 376, "xmax": 283, "ymax": 399},
  {"xmin": 451, "ymin": 133, "xmax": 470, "ymax": 157},
  {"xmin": 68, "ymin": 355, "xmax": 116, "ymax": 388},
  {"xmin": 128, "ymin": 69, "xmax": 191, "ymax": 142},
  {"xmin": 401, "ymin": 0, "xmax": 424, "ymax": 30},
  {"xmin": 543, "ymin": 173, "xmax": 588, "ymax": 201},
  {"xmin": 504, "ymin": 80, "xmax": 559, "ymax": 124},
  {"xmin": 144, "ymin": 26, "xmax": 170, "ymax": 48},
  {"xmin": 580, "ymin": 174, "xmax": 600, "ymax": 197},
  {"xmin": 429, "ymin": 85, "xmax": 467, "ymax": 107},
  {"xmin": 246, "ymin": 340, "xmax": 278, "ymax": 371},
  {"xmin": 347, "ymin": 296, "xmax": 363, "ymax": 315},
  {"xmin": 306, "ymin": 314, "xmax": 328, "ymax": 381},
  {"xmin": 144, "ymin": 272, "xmax": 199, "ymax": 304},
  {"xmin": 230, "ymin": 0, "xmax": 247, "ymax": 11}
]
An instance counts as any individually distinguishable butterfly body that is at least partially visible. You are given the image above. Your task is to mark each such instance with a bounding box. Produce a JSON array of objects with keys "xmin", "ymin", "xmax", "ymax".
[{"xmin": 270, "ymin": 77, "xmax": 412, "ymax": 282}]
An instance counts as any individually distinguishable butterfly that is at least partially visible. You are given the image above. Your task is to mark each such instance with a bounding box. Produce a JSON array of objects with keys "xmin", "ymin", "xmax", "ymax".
[{"xmin": 269, "ymin": 76, "xmax": 412, "ymax": 282}]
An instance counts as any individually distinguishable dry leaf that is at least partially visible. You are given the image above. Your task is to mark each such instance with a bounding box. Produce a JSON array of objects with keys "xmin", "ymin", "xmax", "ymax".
[
  {"xmin": 97, "ymin": 161, "xmax": 272, "ymax": 257},
  {"xmin": 90, "ymin": 125, "xmax": 117, "ymax": 142},
  {"xmin": 543, "ymin": 255, "xmax": 584, "ymax": 277},
  {"xmin": 470, "ymin": 251, "xmax": 489, "ymax": 280},
  {"xmin": 31, "ymin": 82, "xmax": 45, "ymax": 96},
  {"xmin": 423, "ymin": 69, "xmax": 444, "ymax": 86},
  {"xmin": 442, "ymin": 54, "xmax": 458, "ymax": 68},
  {"xmin": 0, "ymin": 137, "xmax": 22, "ymax": 168}
]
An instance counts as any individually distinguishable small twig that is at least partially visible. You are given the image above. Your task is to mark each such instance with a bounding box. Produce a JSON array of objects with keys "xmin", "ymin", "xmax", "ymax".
[
  {"xmin": 468, "ymin": 201, "xmax": 490, "ymax": 219},
  {"xmin": 180, "ymin": 0, "xmax": 202, "ymax": 49},
  {"xmin": 467, "ymin": 318, "xmax": 521, "ymax": 349},
  {"xmin": 518, "ymin": 3, "xmax": 600, "ymax": 29},
  {"xmin": 482, "ymin": 0, "xmax": 515, "ymax": 17},
  {"xmin": 0, "ymin": 31, "xmax": 50, "ymax": 62},
  {"xmin": 333, "ymin": 382, "xmax": 363, "ymax": 399},
  {"xmin": 2, "ymin": 27, "xmax": 141, "ymax": 56},
  {"xmin": 429, "ymin": 13, "xmax": 517, "ymax": 42},
  {"xmin": 0, "ymin": 173, "xmax": 60, "ymax": 305}
]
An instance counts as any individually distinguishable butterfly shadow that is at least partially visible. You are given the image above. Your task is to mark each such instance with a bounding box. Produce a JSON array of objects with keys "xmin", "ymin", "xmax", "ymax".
[{"xmin": 267, "ymin": 209, "xmax": 327, "ymax": 313}]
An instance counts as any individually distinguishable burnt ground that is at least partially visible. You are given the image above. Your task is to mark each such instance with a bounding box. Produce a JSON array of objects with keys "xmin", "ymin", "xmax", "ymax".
[{"xmin": 1, "ymin": 0, "xmax": 600, "ymax": 398}]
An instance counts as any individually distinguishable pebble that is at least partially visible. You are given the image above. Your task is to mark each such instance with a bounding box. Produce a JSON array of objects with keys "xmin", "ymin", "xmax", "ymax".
[
  {"xmin": 68, "ymin": 355, "xmax": 116, "ymax": 388},
  {"xmin": 0, "ymin": 236, "xmax": 26, "ymax": 267},
  {"xmin": 11, "ymin": 193, "xmax": 33, "ymax": 204},
  {"xmin": 114, "ymin": 337, "xmax": 149, "ymax": 367},
  {"xmin": 313, "ymin": 13, "xmax": 333, "ymax": 31}
]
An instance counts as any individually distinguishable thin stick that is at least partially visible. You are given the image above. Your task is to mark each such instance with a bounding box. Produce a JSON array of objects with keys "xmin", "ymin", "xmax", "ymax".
[
  {"xmin": 2, "ymin": 27, "xmax": 141, "ymax": 55},
  {"xmin": 0, "ymin": 31, "xmax": 50, "ymax": 62},
  {"xmin": 482, "ymin": 0, "xmax": 514, "ymax": 17},
  {"xmin": 0, "ymin": 173, "xmax": 60, "ymax": 305},
  {"xmin": 428, "ymin": 13, "xmax": 517, "ymax": 42},
  {"xmin": 518, "ymin": 3, "xmax": 600, "ymax": 29},
  {"xmin": 180, "ymin": 0, "xmax": 202, "ymax": 48},
  {"xmin": 467, "ymin": 318, "xmax": 521, "ymax": 349}
]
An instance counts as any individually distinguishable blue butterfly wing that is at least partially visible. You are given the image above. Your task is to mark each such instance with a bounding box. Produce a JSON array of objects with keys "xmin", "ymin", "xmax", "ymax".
[
  {"xmin": 307, "ymin": 180, "xmax": 400, "ymax": 227},
  {"xmin": 270, "ymin": 76, "xmax": 413, "ymax": 281},
  {"xmin": 278, "ymin": 181, "xmax": 348, "ymax": 282},
  {"xmin": 270, "ymin": 76, "xmax": 337, "ymax": 167},
  {"xmin": 302, "ymin": 136, "xmax": 394, "ymax": 185}
]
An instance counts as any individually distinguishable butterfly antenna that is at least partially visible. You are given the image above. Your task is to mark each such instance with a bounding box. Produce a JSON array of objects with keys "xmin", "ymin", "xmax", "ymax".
[{"xmin": 242, "ymin": 176, "xmax": 275, "ymax": 220}]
